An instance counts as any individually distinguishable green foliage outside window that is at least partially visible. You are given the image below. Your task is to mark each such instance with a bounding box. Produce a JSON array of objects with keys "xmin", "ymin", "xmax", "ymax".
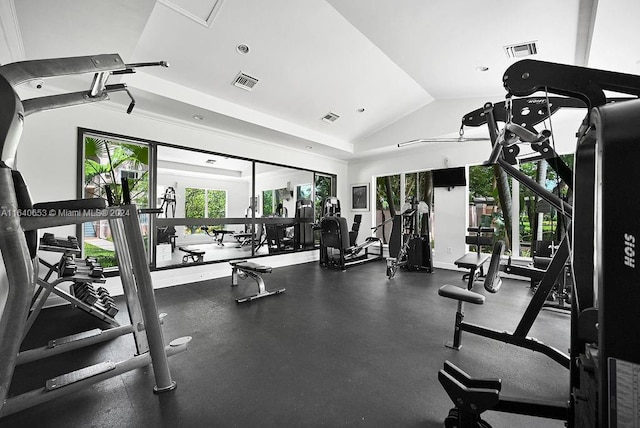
[
  {"xmin": 185, "ymin": 188, "xmax": 227, "ymax": 234},
  {"xmin": 314, "ymin": 175, "xmax": 332, "ymax": 220},
  {"xmin": 83, "ymin": 136, "xmax": 150, "ymax": 268},
  {"xmin": 263, "ymin": 190, "xmax": 274, "ymax": 216}
]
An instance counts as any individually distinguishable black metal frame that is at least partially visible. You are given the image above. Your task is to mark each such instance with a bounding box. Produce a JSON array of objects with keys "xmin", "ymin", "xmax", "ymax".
[
  {"xmin": 440, "ymin": 59, "xmax": 640, "ymax": 427},
  {"xmin": 441, "ymin": 238, "xmax": 570, "ymax": 369}
]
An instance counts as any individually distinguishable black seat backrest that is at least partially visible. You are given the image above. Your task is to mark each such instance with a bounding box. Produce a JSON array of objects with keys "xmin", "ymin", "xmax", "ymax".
[
  {"xmin": 321, "ymin": 216, "xmax": 350, "ymax": 249},
  {"xmin": 349, "ymin": 214, "xmax": 362, "ymax": 247},
  {"xmin": 465, "ymin": 227, "xmax": 494, "ymax": 253}
]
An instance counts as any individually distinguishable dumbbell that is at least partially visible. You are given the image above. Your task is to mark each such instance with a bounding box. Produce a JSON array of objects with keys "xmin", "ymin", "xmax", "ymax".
[
  {"xmin": 85, "ymin": 256, "xmax": 98, "ymax": 267},
  {"xmin": 97, "ymin": 289, "xmax": 114, "ymax": 306},
  {"xmin": 55, "ymin": 236, "xmax": 79, "ymax": 249},
  {"xmin": 96, "ymin": 287, "xmax": 111, "ymax": 298},
  {"xmin": 94, "ymin": 301, "xmax": 118, "ymax": 317},
  {"xmin": 42, "ymin": 232, "xmax": 56, "ymax": 245},
  {"xmin": 73, "ymin": 282, "xmax": 98, "ymax": 305},
  {"xmin": 89, "ymin": 266, "xmax": 104, "ymax": 278},
  {"xmin": 58, "ymin": 254, "xmax": 77, "ymax": 277},
  {"xmin": 73, "ymin": 282, "xmax": 97, "ymax": 302}
]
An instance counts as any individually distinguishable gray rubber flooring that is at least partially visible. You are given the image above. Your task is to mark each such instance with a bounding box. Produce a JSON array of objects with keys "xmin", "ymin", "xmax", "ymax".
[{"xmin": 4, "ymin": 261, "xmax": 570, "ymax": 427}]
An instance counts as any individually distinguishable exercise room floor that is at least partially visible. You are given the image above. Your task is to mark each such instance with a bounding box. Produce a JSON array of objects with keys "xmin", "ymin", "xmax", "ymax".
[{"xmin": 4, "ymin": 261, "xmax": 570, "ymax": 427}]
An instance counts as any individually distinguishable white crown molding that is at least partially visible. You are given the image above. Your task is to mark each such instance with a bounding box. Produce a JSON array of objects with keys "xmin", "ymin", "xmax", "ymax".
[
  {"xmin": 0, "ymin": 0, "xmax": 26, "ymax": 63},
  {"xmin": 157, "ymin": 0, "xmax": 224, "ymax": 28}
]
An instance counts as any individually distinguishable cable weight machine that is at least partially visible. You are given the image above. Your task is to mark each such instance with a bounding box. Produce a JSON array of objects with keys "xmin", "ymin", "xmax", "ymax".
[
  {"xmin": 385, "ymin": 196, "xmax": 433, "ymax": 279},
  {"xmin": 438, "ymin": 59, "xmax": 640, "ymax": 427}
]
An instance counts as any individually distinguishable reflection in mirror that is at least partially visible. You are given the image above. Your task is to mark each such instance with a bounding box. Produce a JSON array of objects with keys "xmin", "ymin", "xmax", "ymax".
[
  {"xmin": 155, "ymin": 146, "xmax": 256, "ymax": 267},
  {"xmin": 255, "ymin": 162, "xmax": 315, "ymax": 255}
]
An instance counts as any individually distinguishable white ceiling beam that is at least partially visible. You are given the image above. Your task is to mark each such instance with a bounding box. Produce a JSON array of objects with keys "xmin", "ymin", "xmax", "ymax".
[
  {"xmin": 575, "ymin": 0, "xmax": 599, "ymax": 66},
  {"xmin": 0, "ymin": 0, "xmax": 25, "ymax": 64}
]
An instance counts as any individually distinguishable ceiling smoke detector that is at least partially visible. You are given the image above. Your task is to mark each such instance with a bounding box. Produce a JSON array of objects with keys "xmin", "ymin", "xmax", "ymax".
[
  {"xmin": 321, "ymin": 112, "xmax": 340, "ymax": 123},
  {"xmin": 503, "ymin": 41, "xmax": 538, "ymax": 59},
  {"xmin": 232, "ymin": 72, "xmax": 259, "ymax": 91}
]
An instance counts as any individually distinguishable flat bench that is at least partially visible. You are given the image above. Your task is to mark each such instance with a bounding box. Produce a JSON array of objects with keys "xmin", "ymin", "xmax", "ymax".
[
  {"xmin": 455, "ymin": 227, "xmax": 495, "ymax": 289},
  {"xmin": 455, "ymin": 252, "xmax": 490, "ymax": 290},
  {"xmin": 179, "ymin": 247, "xmax": 205, "ymax": 263},
  {"xmin": 230, "ymin": 260, "xmax": 285, "ymax": 303},
  {"xmin": 201, "ymin": 227, "xmax": 234, "ymax": 246}
]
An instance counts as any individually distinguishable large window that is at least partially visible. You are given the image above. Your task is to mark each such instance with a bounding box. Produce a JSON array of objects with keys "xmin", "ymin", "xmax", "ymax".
[
  {"xmin": 184, "ymin": 188, "xmax": 227, "ymax": 234},
  {"xmin": 469, "ymin": 155, "xmax": 573, "ymax": 257},
  {"xmin": 374, "ymin": 172, "xmax": 434, "ymax": 244},
  {"xmin": 262, "ymin": 190, "xmax": 274, "ymax": 216},
  {"xmin": 314, "ymin": 173, "xmax": 334, "ymax": 221},
  {"xmin": 375, "ymin": 174, "xmax": 400, "ymax": 243},
  {"xmin": 80, "ymin": 132, "xmax": 150, "ymax": 269}
]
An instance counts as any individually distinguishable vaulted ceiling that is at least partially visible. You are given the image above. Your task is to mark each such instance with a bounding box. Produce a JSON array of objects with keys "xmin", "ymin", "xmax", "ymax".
[{"xmin": 1, "ymin": 0, "xmax": 637, "ymax": 160}]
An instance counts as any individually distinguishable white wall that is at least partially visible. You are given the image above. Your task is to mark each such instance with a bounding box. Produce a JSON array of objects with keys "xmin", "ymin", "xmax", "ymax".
[{"xmin": 16, "ymin": 98, "xmax": 347, "ymax": 297}]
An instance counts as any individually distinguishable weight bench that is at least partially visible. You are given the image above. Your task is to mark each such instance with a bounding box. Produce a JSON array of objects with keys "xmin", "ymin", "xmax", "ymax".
[
  {"xmin": 179, "ymin": 247, "xmax": 205, "ymax": 263},
  {"xmin": 230, "ymin": 260, "xmax": 285, "ymax": 303},
  {"xmin": 455, "ymin": 227, "xmax": 494, "ymax": 289},
  {"xmin": 439, "ymin": 240, "xmax": 504, "ymax": 350},
  {"xmin": 455, "ymin": 253, "xmax": 491, "ymax": 290}
]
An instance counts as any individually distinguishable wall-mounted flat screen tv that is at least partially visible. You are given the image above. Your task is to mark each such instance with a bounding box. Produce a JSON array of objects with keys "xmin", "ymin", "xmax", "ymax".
[{"xmin": 432, "ymin": 167, "xmax": 466, "ymax": 188}]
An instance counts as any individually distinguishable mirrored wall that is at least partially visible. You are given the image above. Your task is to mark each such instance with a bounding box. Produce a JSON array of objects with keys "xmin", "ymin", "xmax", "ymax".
[{"xmin": 78, "ymin": 128, "xmax": 335, "ymax": 271}]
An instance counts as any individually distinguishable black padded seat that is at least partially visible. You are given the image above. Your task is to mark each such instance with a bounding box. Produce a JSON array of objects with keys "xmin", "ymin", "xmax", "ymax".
[
  {"xmin": 455, "ymin": 253, "xmax": 490, "ymax": 269},
  {"xmin": 230, "ymin": 261, "xmax": 272, "ymax": 274},
  {"xmin": 438, "ymin": 284, "xmax": 485, "ymax": 305}
]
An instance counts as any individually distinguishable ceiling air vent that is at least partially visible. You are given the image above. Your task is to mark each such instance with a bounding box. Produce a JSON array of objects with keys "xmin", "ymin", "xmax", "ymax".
[
  {"xmin": 503, "ymin": 41, "xmax": 538, "ymax": 59},
  {"xmin": 232, "ymin": 72, "xmax": 259, "ymax": 91},
  {"xmin": 321, "ymin": 112, "xmax": 340, "ymax": 123}
]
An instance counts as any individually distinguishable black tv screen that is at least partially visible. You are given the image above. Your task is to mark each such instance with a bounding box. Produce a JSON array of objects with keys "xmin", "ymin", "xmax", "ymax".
[{"xmin": 432, "ymin": 167, "xmax": 466, "ymax": 188}]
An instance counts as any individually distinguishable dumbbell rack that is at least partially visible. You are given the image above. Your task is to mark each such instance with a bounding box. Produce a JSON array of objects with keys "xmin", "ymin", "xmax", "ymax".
[
  {"xmin": 0, "ymin": 203, "xmax": 190, "ymax": 418},
  {"xmin": 24, "ymin": 246, "xmax": 118, "ymax": 342}
]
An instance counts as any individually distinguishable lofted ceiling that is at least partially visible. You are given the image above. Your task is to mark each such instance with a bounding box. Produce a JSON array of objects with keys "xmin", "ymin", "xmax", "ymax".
[{"xmin": 1, "ymin": 0, "xmax": 638, "ymax": 161}]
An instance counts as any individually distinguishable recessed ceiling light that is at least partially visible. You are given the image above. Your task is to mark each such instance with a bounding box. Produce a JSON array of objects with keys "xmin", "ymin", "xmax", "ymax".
[
  {"xmin": 236, "ymin": 44, "xmax": 250, "ymax": 54},
  {"xmin": 476, "ymin": 66, "xmax": 489, "ymax": 72},
  {"xmin": 357, "ymin": 108, "xmax": 365, "ymax": 113},
  {"xmin": 193, "ymin": 115, "xmax": 204, "ymax": 120}
]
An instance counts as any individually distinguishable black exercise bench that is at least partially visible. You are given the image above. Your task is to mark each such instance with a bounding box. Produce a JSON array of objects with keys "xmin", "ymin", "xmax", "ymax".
[
  {"xmin": 230, "ymin": 260, "xmax": 285, "ymax": 303},
  {"xmin": 179, "ymin": 247, "xmax": 205, "ymax": 263},
  {"xmin": 201, "ymin": 226, "xmax": 234, "ymax": 246},
  {"xmin": 455, "ymin": 227, "xmax": 494, "ymax": 290},
  {"xmin": 439, "ymin": 240, "xmax": 504, "ymax": 350}
]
